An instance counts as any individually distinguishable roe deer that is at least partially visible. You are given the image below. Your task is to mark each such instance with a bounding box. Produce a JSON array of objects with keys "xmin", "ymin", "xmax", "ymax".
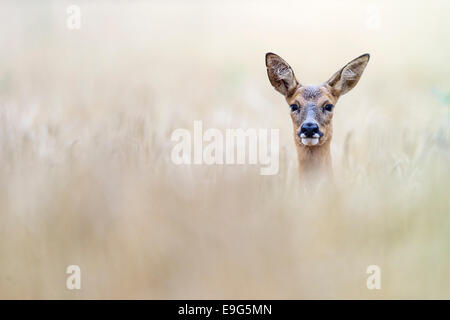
[{"xmin": 265, "ymin": 53, "xmax": 370, "ymax": 180}]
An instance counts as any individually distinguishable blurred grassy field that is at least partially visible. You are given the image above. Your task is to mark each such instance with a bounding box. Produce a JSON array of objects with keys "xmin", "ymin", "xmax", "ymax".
[{"xmin": 0, "ymin": 0, "xmax": 449, "ymax": 299}]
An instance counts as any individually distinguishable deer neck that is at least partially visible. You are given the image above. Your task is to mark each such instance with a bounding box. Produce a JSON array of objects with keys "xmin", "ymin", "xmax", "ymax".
[{"xmin": 295, "ymin": 139, "xmax": 332, "ymax": 178}]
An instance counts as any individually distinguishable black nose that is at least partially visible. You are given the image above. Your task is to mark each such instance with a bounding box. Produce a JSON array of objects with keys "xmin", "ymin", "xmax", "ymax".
[{"xmin": 299, "ymin": 122, "xmax": 320, "ymax": 138}]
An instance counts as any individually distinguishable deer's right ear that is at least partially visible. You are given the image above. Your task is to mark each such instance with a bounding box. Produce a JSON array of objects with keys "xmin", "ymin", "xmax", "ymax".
[
  {"xmin": 265, "ymin": 53, "xmax": 300, "ymax": 97},
  {"xmin": 326, "ymin": 54, "xmax": 370, "ymax": 97}
]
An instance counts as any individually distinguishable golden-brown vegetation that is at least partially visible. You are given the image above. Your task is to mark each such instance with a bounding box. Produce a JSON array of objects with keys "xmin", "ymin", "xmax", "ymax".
[{"xmin": 0, "ymin": 0, "xmax": 449, "ymax": 299}]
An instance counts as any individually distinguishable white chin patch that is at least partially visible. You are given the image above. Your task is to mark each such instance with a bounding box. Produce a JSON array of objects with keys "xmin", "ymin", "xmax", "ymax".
[{"xmin": 301, "ymin": 137, "xmax": 319, "ymax": 146}]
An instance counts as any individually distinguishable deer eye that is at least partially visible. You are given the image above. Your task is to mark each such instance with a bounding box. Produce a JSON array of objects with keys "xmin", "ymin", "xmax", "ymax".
[
  {"xmin": 324, "ymin": 104, "xmax": 334, "ymax": 112},
  {"xmin": 290, "ymin": 104, "xmax": 299, "ymax": 112}
]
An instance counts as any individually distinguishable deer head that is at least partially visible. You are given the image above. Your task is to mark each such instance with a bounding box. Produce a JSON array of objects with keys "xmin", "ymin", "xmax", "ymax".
[{"xmin": 265, "ymin": 53, "xmax": 370, "ymax": 177}]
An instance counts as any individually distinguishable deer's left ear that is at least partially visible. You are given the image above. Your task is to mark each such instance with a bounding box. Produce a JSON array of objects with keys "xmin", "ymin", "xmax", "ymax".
[
  {"xmin": 265, "ymin": 53, "xmax": 300, "ymax": 97},
  {"xmin": 326, "ymin": 54, "xmax": 370, "ymax": 97}
]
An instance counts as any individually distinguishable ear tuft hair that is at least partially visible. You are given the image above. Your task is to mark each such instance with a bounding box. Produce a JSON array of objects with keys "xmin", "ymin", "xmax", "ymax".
[
  {"xmin": 265, "ymin": 53, "xmax": 300, "ymax": 97},
  {"xmin": 327, "ymin": 54, "xmax": 370, "ymax": 97}
]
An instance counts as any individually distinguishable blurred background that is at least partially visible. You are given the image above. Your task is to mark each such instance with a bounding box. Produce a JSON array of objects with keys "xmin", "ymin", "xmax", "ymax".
[{"xmin": 0, "ymin": 0, "xmax": 449, "ymax": 299}]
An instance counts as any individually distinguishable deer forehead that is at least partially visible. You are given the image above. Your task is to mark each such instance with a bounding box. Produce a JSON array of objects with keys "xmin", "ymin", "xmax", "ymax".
[{"xmin": 287, "ymin": 85, "xmax": 336, "ymax": 106}]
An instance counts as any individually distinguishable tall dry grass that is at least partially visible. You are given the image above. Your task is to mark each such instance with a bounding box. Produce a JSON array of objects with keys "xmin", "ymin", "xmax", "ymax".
[{"xmin": 0, "ymin": 0, "xmax": 449, "ymax": 299}]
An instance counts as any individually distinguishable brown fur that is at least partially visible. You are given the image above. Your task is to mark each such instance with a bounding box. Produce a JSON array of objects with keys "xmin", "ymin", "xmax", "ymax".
[{"xmin": 265, "ymin": 53, "xmax": 370, "ymax": 180}]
